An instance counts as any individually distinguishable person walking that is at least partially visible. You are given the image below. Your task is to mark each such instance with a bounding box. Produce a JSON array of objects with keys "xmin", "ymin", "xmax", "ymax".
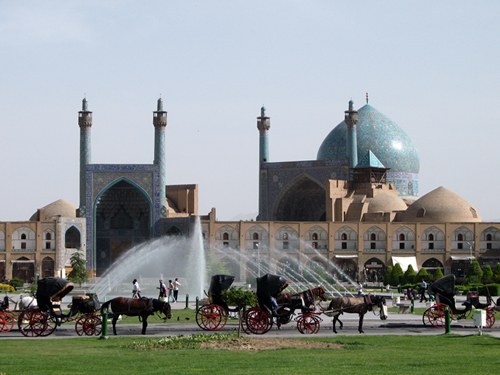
[
  {"xmin": 132, "ymin": 279, "xmax": 141, "ymax": 298},
  {"xmin": 419, "ymin": 279, "xmax": 428, "ymax": 302},
  {"xmin": 167, "ymin": 280, "xmax": 174, "ymax": 303},
  {"xmin": 158, "ymin": 279, "xmax": 167, "ymax": 300},
  {"xmin": 173, "ymin": 278, "xmax": 181, "ymax": 303}
]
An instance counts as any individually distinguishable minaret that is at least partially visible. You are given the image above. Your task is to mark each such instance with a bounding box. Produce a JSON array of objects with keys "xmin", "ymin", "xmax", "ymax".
[
  {"xmin": 78, "ymin": 98, "xmax": 92, "ymax": 216},
  {"xmin": 153, "ymin": 97, "xmax": 168, "ymax": 217},
  {"xmin": 344, "ymin": 100, "xmax": 358, "ymax": 180},
  {"xmin": 257, "ymin": 106, "xmax": 270, "ymax": 219},
  {"xmin": 257, "ymin": 106, "xmax": 270, "ymax": 163}
]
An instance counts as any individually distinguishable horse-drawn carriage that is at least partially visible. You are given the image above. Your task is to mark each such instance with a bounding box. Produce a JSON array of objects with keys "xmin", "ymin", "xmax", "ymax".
[
  {"xmin": 422, "ymin": 275, "xmax": 496, "ymax": 328},
  {"xmin": 196, "ymin": 274, "xmax": 242, "ymax": 331},
  {"xmin": 17, "ymin": 277, "xmax": 102, "ymax": 337},
  {"xmin": 245, "ymin": 273, "xmax": 325, "ymax": 335}
]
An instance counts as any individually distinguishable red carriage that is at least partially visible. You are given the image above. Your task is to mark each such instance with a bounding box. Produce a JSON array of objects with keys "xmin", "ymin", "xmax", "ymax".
[
  {"xmin": 196, "ymin": 274, "xmax": 243, "ymax": 331},
  {"xmin": 422, "ymin": 275, "xmax": 496, "ymax": 328},
  {"xmin": 17, "ymin": 277, "xmax": 102, "ymax": 337},
  {"xmin": 245, "ymin": 273, "xmax": 325, "ymax": 335}
]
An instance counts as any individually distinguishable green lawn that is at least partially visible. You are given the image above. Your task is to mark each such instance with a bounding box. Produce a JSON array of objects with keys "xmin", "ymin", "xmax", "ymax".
[{"xmin": 1, "ymin": 334, "xmax": 499, "ymax": 375}]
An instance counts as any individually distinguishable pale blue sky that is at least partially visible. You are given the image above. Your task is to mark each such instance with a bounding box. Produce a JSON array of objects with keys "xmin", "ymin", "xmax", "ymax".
[{"xmin": 1, "ymin": 1, "xmax": 499, "ymax": 221}]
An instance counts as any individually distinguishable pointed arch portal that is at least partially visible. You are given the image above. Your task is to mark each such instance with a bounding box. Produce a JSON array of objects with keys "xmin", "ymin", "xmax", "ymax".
[
  {"xmin": 95, "ymin": 179, "xmax": 152, "ymax": 275},
  {"xmin": 275, "ymin": 177, "xmax": 326, "ymax": 221}
]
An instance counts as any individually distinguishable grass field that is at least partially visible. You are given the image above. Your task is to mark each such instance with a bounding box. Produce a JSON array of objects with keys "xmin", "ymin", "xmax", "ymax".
[{"xmin": 1, "ymin": 333, "xmax": 499, "ymax": 375}]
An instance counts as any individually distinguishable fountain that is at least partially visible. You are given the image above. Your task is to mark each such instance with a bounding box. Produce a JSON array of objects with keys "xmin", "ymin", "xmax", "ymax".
[
  {"xmin": 90, "ymin": 217, "xmax": 206, "ymax": 301},
  {"xmin": 208, "ymin": 244, "xmax": 356, "ymax": 297}
]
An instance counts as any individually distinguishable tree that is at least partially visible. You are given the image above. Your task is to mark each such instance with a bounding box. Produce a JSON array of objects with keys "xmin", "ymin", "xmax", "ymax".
[
  {"xmin": 67, "ymin": 251, "xmax": 88, "ymax": 286},
  {"xmin": 433, "ymin": 267, "xmax": 444, "ymax": 281},
  {"xmin": 482, "ymin": 265, "xmax": 494, "ymax": 283},
  {"xmin": 384, "ymin": 266, "xmax": 393, "ymax": 286},
  {"xmin": 466, "ymin": 259, "xmax": 483, "ymax": 284},
  {"xmin": 403, "ymin": 265, "xmax": 417, "ymax": 284},
  {"xmin": 493, "ymin": 263, "xmax": 500, "ymax": 283},
  {"xmin": 416, "ymin": 267, "xmax": 430, "ymax": 282},
  {"xmin": 391, "ymin": 263, "xmax": 404, "ymax": 286}
]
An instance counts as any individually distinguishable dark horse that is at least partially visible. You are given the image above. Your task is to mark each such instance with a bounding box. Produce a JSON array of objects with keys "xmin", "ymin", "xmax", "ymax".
[
  {"xmin": 100, "ymin": 297, "xmax": 171, "ymax": 335},
  {"xmin": 323, "ymin": 295, "xmax": 387, "ymax": 334}
]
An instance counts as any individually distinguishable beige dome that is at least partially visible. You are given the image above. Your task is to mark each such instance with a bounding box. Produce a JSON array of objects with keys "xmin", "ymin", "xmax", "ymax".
[
  {"xmin": 367, "ymin": 191, "xmax": 408, "ymax": 213},
  {"xmin": 30, "ymin": 199, "xmax": 77, "ymax": 221},
  {"xmin": 398, "ymin": 186, "xmax": 481, "ymax": 223}
]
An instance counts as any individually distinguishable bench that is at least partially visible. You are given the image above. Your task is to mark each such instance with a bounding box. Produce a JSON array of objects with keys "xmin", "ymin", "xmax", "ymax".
[{"xmin": 396, "ymin": 303, "xmax": 412, "ymax": 314}]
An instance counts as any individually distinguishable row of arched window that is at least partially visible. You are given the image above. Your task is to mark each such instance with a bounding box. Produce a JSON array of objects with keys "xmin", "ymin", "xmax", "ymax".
[
  {"xmin": 0, "ymin": 226, "xmax": 82, "ymax": 251},
  {"xmin": 214, "ymin": 225, "xmax": 500, "ymax": 252}
]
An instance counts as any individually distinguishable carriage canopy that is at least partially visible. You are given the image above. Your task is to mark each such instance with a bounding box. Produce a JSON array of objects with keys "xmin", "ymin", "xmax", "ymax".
[
  {"xmin": 36, "ymin": 277, "xmax": 74, "ymax": 312},
  {"xmin": 429, "ymin": 275, "xmax": 456, "ymax": 297},
  {"xmin": 207, "ymin": 274, "xmax": 235, "ymax": 308},
  {"xmin": 256, "ymin": 273, "xmax": 289, "ymax": 311},
  {"xmin": 208, "ymin": 275, "xmax": 235, "ymax": 297}
]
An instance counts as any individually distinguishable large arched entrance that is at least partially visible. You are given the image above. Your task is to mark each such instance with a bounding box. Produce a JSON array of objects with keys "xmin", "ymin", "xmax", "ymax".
[
  {"xmin": 275, "ymin": 177, "xmax": 326, "ymax": 221},
  {"xmin": 95, "ymin": 179, "xmax": 152, "ymax": 275}
]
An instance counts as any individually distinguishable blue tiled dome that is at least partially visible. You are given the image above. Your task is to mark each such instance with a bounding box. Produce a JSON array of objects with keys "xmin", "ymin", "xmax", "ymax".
[{"xmin": 317, "ymin": 104, "xmax": 420, "ymax": 196}]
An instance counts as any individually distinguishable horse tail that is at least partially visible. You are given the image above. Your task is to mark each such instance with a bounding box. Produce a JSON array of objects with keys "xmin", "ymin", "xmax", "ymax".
[{"xmin": 100, "ymin": 300, "xmax": 112, "ymax": 315}]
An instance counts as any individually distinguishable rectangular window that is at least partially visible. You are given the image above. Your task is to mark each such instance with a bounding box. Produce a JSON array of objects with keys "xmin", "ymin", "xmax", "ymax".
[
  {"xmin": 45, "ymin": 242, "xmax": 51, "ymax": 250},
  {"xmin": 370, "ymin": 242, "xmax": 376, "ymax": 250},
  {"xmin": 283, "ymin": 241, "xmax": 289, "ymax": 250},
  {"xmin": 341, "ymin": 242, "xmax": 347, "ymax": 249},
  {"xmin": 253, "ymin": 242, "xmax": 259, "ymax": 250},
  {"xmin": 458, "ymin": 243, "xmax": 463, "ymax": 250},
  {"xmin": 429, "ymin": 242, "xmax": 434, "ymax": 250},
  {"xmin": 399, "ymin": 242, "xmax": 405, "ymax": 250},
  {"xmin": 21, "ymin": 242, "xmax": 26, "ymax": 250}
]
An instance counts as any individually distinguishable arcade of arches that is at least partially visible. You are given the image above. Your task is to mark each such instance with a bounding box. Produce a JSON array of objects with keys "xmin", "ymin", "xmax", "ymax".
[{"xmin": 203, "ymin": 220, "xmax": 500, "ymax": 284}]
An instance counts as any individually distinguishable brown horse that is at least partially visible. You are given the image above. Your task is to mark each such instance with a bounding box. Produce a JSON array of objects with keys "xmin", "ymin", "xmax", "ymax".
[
  {"xmin": 100, "ymin": 297, "xmax": 171, "ymax": 335},
  {"xmin": 323, "ymin": 295, "xmax": 387, "ymax": 334}
]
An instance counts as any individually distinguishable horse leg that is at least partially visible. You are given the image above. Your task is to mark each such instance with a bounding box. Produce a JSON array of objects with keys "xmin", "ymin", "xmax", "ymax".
[
  {"xmin": 112, "ymin": 315, "xmax": 118, "ymax": 335},
  {"xmin": 332, "ymin": 314, "xmax": 338, "ymax": 334},
  {"xmin": 358, "ymin": 313, "xmax": 364, "ymax": 334},
  {"xmin": 141, "ymin": 316, "xmax": 148, "ymax": 334}
]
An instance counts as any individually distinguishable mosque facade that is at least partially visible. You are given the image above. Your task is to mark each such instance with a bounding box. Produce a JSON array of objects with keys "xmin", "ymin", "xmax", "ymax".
[{"xmin": 0, "ymin": 97, "xmax": 499, "ymax": 284}]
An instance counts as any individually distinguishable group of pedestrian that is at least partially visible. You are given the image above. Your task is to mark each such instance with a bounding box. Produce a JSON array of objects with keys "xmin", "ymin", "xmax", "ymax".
[{"xmin": 131, "ymin": 277, "xmax": 181, "ymax": 303}]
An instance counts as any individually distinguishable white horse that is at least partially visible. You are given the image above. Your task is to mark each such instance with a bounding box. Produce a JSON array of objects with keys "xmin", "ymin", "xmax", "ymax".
[{"xmin": 18, "ymin": 295, "xmax": 37, "ymax": 310}]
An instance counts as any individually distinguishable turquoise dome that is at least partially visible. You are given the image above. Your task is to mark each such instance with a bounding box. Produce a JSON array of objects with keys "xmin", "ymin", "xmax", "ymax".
[{"xmin": 317, "ymin": 104, "xmax": 420, "ymax": 196}]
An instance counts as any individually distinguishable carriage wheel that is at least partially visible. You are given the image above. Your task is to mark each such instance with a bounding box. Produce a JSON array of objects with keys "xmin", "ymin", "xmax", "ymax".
[
  {"xmin": 297, "ymin": 314, "xmax": 320, "ymax": 334},
  {"xmin": 239, "ymin": 309, "xmax": 251, "ymax": 334},
  {"xmin": 38, "ymin": 315, "xmax": 58, "ymax": 337},
  {"xmin": 18, "ymin": 309, "xmax": 49, "ymax": 337},
  {"xmin": 245, "ymin": 307, "xmax": 272, "ymax": 335},
  {"xmin": 485, "ymin": 307, "xmax": 496, "ymax": 328},
  {"xmin": 422, "ymin": 303, "xmax": 449, "ymax": 328},
  {"xmin": 75, "ymin": 314, "xmax": 103, "ymax": 336},
  {"xmin": 196, "ymin": 304, "xmax": 227, "ymax": 331},
  {"xmin": 0, "ymin": 311, "xmax": 16, "ymax": 333}
]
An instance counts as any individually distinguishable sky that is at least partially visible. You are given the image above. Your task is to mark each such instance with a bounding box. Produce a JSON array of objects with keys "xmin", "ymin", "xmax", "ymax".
[{"xmin": 0, "ymin": 1, "xmax": 499, "ymax": 222}]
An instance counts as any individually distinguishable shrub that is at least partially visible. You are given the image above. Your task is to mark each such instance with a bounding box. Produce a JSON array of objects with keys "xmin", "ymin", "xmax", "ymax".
[
  {"xmin": 478, "ymin": 284, "xmax": 500, "ymax": 297},
  {"xmin": 9, "ymin": 277, "xmax": 24, "ymax": 289},
  {"xmin": 0, "ymin": 283, "xmax": 15, "ymax": 292}
]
